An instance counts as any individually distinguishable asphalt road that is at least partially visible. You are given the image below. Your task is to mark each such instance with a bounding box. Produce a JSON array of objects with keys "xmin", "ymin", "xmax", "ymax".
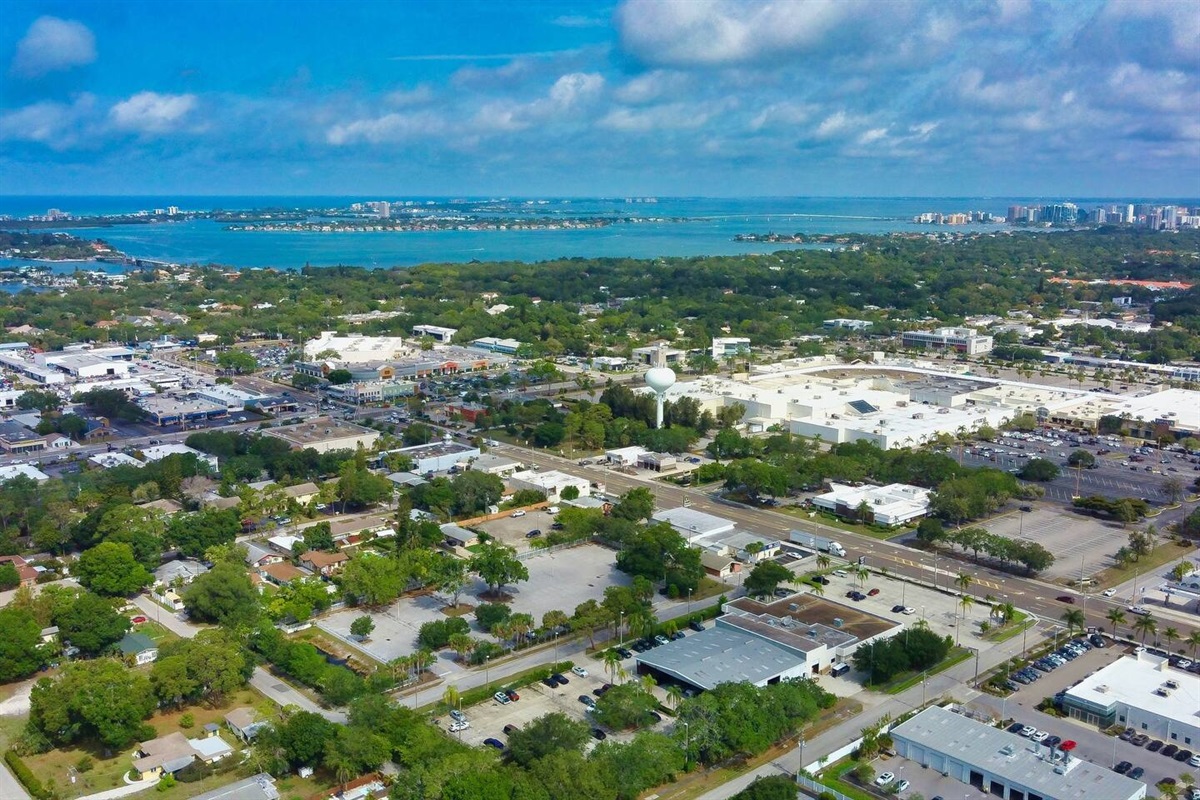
[{"xmin": 490, "ymin": 440, "xmax": 1200, "ymax": 653}]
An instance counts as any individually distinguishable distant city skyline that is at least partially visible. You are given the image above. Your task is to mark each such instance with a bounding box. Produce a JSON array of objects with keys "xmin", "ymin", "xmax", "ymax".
[{"xmin": 1, "ymin": 0, "xmax": 1197, "ymax": 197}]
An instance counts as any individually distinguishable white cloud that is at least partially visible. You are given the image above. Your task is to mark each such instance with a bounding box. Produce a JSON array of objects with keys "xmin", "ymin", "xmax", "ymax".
[
  {"xmin": 553, "ymin": 14, "xmax": 607, "ymax": 28},
  {"xmin": 326, "ymin": 111, "xmax": 446, "ymax": 145},
  {"xmin": 616, "ymin": 0, "xmax": 855, "ymax": 66},
  {"xmin": 10, "ymin": 17, "xmax": 97, "ymax": 78},
  {"xmin": 109, "ymin": 92, "xmax": 197, "ymax": 134},
  {"xmin": 0, "ymin": 94, "xmax": 97, "ymax": 146},
  {"xmin": 386, "ymin": 85, "xmax": 434, "ymax": 107},
  {"xmin": 547, "ymin": 72, "xmax": 605, "ymax": 108},
  {"xmin": 599, "ymin": 103, "xmax": 711, "ymax": 133},
  {"xmin": 614, "ymin": 70, "xmax": 690, "ymax": 105}
]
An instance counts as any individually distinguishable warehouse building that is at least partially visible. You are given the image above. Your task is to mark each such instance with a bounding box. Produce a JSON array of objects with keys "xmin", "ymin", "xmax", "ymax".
[
  {"xmin": 139, "ymin": 396, "xmax": 228, "ymax": 427},
  {"xmin": 891, "ymin": 705, "xmax": 1145, "ymax": 800},
  {"xmin": 1063, "ymin": 652, "xmax": 1200, "ymax": 748},
  {"xmin": 810, "ymin": 482, "xmax": 931, "ymax": 527},
  {"xmin": 390, "ymin": 441, "xmax": 480, "ymax": 474},
  {"xmin": 508, "ymin": 469, "xmax": 589, "ymax": 501}
]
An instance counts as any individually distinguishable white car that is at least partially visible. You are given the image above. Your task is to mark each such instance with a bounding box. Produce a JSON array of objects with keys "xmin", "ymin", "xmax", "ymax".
[
  {"xmin": 875, "ymin": 772, "xmax": 895, "ymax": 786},
  {"xmin": 511, "ymin": 510, "xmax": 526, "ymax": 518},
  {"xmin": 546, "ymin": 506, "xmax": 560, "ymax": 513},
  {"xmin": 895, "ymin": 779, "xmax": 910, "ymax": 792},
  {"xmin": 901, "ymin": 607, "xmax": 916, "ymax": 615},
  {"xmin": 1102, "ymin": 588, "xmax": 1116, "ymax": 597},
  {"xmin": 1019, "ymin": 726, "xmax": 1036, "ymax": 737},
  {"xmin": 1127, "ymin": 605, "xmax": 1150, "ymax": 615},
  {"xmin": 1030, "ymin": 731, "xmax": 1049, "ymax": 742},
  {"xmin": 494, "ymin": 691, "xmax": 511, "ymax": 705},
  {"xmin": 571, "ymin": 666, "xmax": 589, "ymax": 677},
  {"xmin": 449, "ymin": 720, "xmax": 470, "ymax": 732}
]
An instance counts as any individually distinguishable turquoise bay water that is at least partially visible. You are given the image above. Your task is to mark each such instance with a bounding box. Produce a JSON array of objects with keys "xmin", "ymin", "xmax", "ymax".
[{"xmin": 1, "ymin": 196, "xmax": 1191, "ymax": 270}]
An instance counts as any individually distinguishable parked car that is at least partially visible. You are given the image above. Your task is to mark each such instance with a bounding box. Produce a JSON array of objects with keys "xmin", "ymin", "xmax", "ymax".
[
  {"xmin": 1030, "ymin": 731, "xmax": 1049, "ymax": 743},
  {"xmin": 450, "ymin": 710, "xmax": 467, "ymax": 723},
  {"xmin": 654, "ymin": 634, "xmax": 670, "ymax": 646},
  {"xmin": 875, "ymin": 772, "xmax": 895, "ymax": 786},
  {"xmin": 506, "ymin": 689, "xmax": 520, "ymax": 702},
  {"xmin": 1146, "ymin": 739, "xmax": 1163, "ymax": 752},
  {"xmin": 525, "ymin": 529, "xmax": 542, "ymax": 538},
  {"xmin": 1175, "ymin": 749, "xmax": 1194, "ymax": 762},
  {"xmin": 1007, "ymin": 722, "xmax": 1025, "ymax": 734},
  {"xmin": 1128, "ymin": 767, "xmax": 1145, "ymax": 780},
  {"xmin": 542, "ymin": 676, "xmax": 558, "ymax": 688},
  {"xmin": 1115, "ymin": 761, "xmax": 1132, "ymax": 774},
  {"xmin": 550, "ymin": 673, "xmax": 569, "ymax": 685},
  {"xmin": 494, "ymin": 691, "xmax": 511, "ymax": 705},
  {"xmin": 1161, "ymin": 743, "xmax": 1178, "ymax": 757},
  {"xmin": 593, "ymin": 683, "xmax": 613, "ymax": 697},
  {"xmin": 503, "ymin": 724, "xmax": 519, "ymax": 735},
  {"xmin": 449, "ymin": 720, "xmax": 470, "ymax": 732},
  {"xmin": 591, "ymin": 728, "xmax": 607, "ymax": 740},
  {"xmin": 1131, "ymin": 733, "xmax": 1150, "ymax": 746},
  {"xmin": 572, "ymin": 666, "xmax": 589, "ymax": 677},
  {"xmin": 895, "ymin": 779, "xmax": 910, "ymax": 792},
  {"xmin": 867, "ymin": 588, "xmax": 881, "ymax": 597},
  {"xmin": 892, "ymin": 604, "xmax": 906, "ymax": 613},
  {"xmin": 1019, "ymin": 726, "xmax": 1036, "ymax": 737},
  {"xmin": 511, "ymin": 510, "xmax": 526, "ymax": 517},
  {"xmin": 812, "ymin": 575, "xmax": 830, "ymax": 585},
  {"xmin": 688, "ymin": 620, "xmax": 706, "ymax": 632},
  {"xmin": 483, "ymin": 738, "xmax": 504, "ymax": 750},
  {"xmin": 578, "ymin": 695, "xmax": 596, "ymax": 708},
  {"xmin": 616, "ymin": 647, "xmax": 633, "ymax": 659}
]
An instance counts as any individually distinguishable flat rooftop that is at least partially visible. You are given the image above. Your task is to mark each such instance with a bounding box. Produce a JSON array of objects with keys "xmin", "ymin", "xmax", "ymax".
[
  {"xmin": 651, "ymin": 507, "xmax": 735, "ymax": 535},
  {"xmin": 268, "ymin": 418, "xmax": 377, "ymax": 445},
  {"xmin": 634, "ymin": 626, "xmax": 806, "ymax": 689},
  {"xmin": 397, "ymin": 441, "xmax": 476, "ymax": 458},
  {"xmin": 726, "ymin": 595, "xmax": 898, "ymax": 643},
  {"xmin": 892, "ymin": 705, "xmax": 1145, "ymax": 800},
  {"xmin": 1066, "ymin": 652, "xmax": 1200, "ymax": 729}
]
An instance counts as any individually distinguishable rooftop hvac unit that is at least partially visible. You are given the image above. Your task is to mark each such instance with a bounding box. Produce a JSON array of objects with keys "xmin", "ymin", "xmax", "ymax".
[{"xmin": 832, "ymin": 618, "xmax": 844, "ymax": 628}]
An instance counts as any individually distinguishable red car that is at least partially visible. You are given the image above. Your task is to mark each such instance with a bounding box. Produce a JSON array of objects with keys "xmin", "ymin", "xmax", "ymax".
[
  {"xmin": 867, "ymin": 588, "xmax": 881, "ymax": 597},
  {"xmin": 1056, "ymin": 595, "xmax": 1075, "ymax": 604}
]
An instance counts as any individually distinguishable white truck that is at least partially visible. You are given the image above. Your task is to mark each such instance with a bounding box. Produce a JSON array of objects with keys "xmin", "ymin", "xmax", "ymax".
[{"xmin": 789, "ymin": 530, "xmax": 846, "ymax": 557}]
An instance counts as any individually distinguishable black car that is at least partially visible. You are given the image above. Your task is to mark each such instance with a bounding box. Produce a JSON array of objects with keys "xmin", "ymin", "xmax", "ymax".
[
  {"xmin": 591, "ymin": 728, "xmax": 607, "ymax": 740},
  {"xmin": 631, "ymin": 640, "xmax": 651, "ymax": 653},
  {"xmin": 1175, "ymin": 749, "xmax": 1194, "ymax": 762},
  {"xmin": 670, "ymin": 630, "xmax": 686, "ymax": 641},
  {"xmin": 1147, "ymin": 740, "xmax": 1164, "ymax": 752},
  {"xmin": 616, "ymin": 647, "xmax": 633, "ymax": 659},
  {"xmin": 551, "ymin": 673, "xmax": 569, "ymax": 685},
  {"xmin": 578, "ymin": 694, "xmax": 596, "ymax": 708},
  {"xmin": 1045, "ymin": 735, "xmax": 1061, "ymax": 748},
  {"xmin": 593, "ymin": 683, "xmax": 613, "ymax": 697},
  {"xmin": 1007, "ymin": 722, "xmax": 1025, "ymax": 734},
  {"xmin": 525, "ymin": 529, "xmax": 542, "ymax": 538},
  {"xmin": 812, "ymin": 575, "xmax": 830, "ymax": 585},
  {"xmin": 1162, "ymin": 744, "xmax": 1179, "ymax": 758},
  {"xmin": 483, "ymin": 738, "xmax": 505, "ymax": 750},
  {"xmin": 1115, "ymin": 761, "xmax": 1132, "ymax": 774},
  {"xmin": 503, "ymin": 724, "xmax": 519, "ymax": 735},
  {"xmin": 688, "ymin": 620, "xmax": 706, "ymax": 632},
  {"xmin": 542, "ymin": 676, "xmax": 558, "ymax": 688},
  {"xmin": 1128, "ymin": 767, "xmax": 1144, "ymax": 780},
  {"xmin": 892, "ymin": 604, "xmax": 906, "ymax": 613},
  {"xmin": 1090, "ymin": 635, "xmax": 1106, "ymax": 648}
]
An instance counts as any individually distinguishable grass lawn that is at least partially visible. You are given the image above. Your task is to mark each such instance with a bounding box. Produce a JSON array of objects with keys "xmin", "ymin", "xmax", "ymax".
[
  {"xmin": 821, "ymin": 758, "xmax": 881, "ymax": 800},
  {"xmin": 133, "ymin": 620, "xmax": 178, "ymax": 645},
  {"xmin": 21, "ymin": 688, "xmax": 265, "ymax": 799},
  {"xmin": 690, "ymin": 577, "xmax": 727, "ymax": 602},
  {"xmin": 296, "ymin": 627, "xmax": 384, "ymax": 670},
  {"xmin": 1093, "ymin": 540, "xmax": 1195, "ymax": 589},
  {"xmin": 985, "ymin": 615, "xmax": 1033, "ymax": 644}
]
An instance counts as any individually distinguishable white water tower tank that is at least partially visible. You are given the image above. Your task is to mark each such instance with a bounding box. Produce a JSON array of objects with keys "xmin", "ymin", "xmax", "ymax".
[{"xmin": 645, "ymin": 367, "xmax": 676, "ymax": 429}]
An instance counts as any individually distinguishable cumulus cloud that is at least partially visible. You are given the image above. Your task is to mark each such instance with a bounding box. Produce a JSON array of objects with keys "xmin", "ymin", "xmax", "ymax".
[
  {"xmin": 326, "ymin": 110, "xmax": 446, "ymax": 145},
  {"xmin": 0, "ymin": 94, "xmax": 97, "ymax": 147},
  {"xmin": 10, "ymin": 17, "xmax": 97, "ymax": 78},
  {"xmin": 109, "ymin": 92, "xmax": 197, "ymax": 134}
]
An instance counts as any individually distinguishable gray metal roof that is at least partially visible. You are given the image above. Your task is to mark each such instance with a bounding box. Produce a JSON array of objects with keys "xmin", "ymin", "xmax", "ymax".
[
  {"xmin": 190, "ymin": 774, "xmax": 280, "ymax": 800},
  {"xmin": 634, "ymin": 627, "xmax": 806, "ymax": 690},
  {"xmin": 891, "ymin": 706, "xmax": 1145, "ymax": 800}
]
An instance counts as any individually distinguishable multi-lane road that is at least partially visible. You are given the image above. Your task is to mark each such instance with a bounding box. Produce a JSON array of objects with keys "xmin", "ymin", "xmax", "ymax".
[{"xmin": 492, "ymin": 440, "xmax": 1200, "ymax": 645}]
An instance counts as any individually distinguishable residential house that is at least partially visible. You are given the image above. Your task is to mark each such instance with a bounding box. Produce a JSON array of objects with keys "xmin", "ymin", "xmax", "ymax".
[
  {"xmin": 258, "ymin": 562, "xmax": 307, "ymax": 587},
  {"xmin": 224, "ymin": 708, "xmax": 268, "ymax": 743},
  {"xmin": 39, "ymin": 626, "xmax": 59, "ymax": 645},
  {"xmin": 281, "ymin": 482, "xmax": 320, "ymax": 506},
  {"xmin": 244, "ymin": 543, "xmax": 284, "ymax": 570},
  {"xmin": 153, "ymin": 559, "xmax": 208, "ymax": 587},
  {"xmin": 700, "ymin": 552, "xmax": 739, "ymax": 579},
  {"xmin": 119, "ymin": 632, "xmax": 159, "ymax": 665},
  {"xmin": 139, "ymin": 498, "xmax": 184, "ymax": 516},
  {"xmin": 0, "ymin": 555, "xmax": 38, "ymax": 586},
  {"xmin": 299, "ymin": 550, "xmax": 348, "ymax": 576},
  {"xmin": 132, "ymin": 732, "xmax": 198, "ymax": 781}
]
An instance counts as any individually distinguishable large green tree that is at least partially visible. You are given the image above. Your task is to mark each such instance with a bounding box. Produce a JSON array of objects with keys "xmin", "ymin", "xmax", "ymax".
[
  {"xmin": 340, "ymin": 552, "xmax": 406, "ymax": 607},
  {"xmin": 505, "ymin": 712, "xmax": 592, "ymax": 768},
  {"xmin": 0, "ymin": 606, "xmax": 45, "ymax": 682},
  {"xmin": 29, "ymin": 659, "xmax": 156, "ymax": 749},
  {"xmin": 469, "ymin": 540, "xmax": 529, "ymax": 596},
  {"xmin": 55, "ymin": 590, "xmax": 131, "ymax": 656},
  {"xmin": 450, "ymin": 471, "xmax": 505, "ymax": 517},
  {"xmin": 744, "ymin": 561, "xmax": 794, "ymax": 598},
  {"xmin": 183, "ymin": 560, "xmax": 260, "ymax": 627},
  {"xmin": 74, "ymin": 541, "xmax": 152, "ymax": 597}
]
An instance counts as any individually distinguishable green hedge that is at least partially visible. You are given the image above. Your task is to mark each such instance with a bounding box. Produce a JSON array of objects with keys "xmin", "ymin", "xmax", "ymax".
[{"xmin": 5, "ymin": 750, "xmax": 54, "ymax": 800}]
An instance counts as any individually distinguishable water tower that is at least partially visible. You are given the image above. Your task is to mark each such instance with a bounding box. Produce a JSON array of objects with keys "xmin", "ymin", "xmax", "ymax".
[{"xmin": 645, "ymin": 367, "xmax": 676, "ymax": 429}]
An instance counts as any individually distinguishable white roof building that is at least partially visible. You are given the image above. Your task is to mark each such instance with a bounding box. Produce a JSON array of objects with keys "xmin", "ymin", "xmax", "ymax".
[
  {"xmin": 604, "ymin": 445, "xmax": 647, "ymax": 465},
  {"xmin": 0, "ymin": 464, "xmax": 50, "ymax": 483},
  {"xmin": 811, "ymin": 482, "xmax": 931, "ymax": 527},
  {"xmin": 1064, "ymin": 652, "xmax": 1200, "ymax": 748},
  {"xmin": 507, "ymin": 469, "xmax": 590, "ymax": 501},
  {"xmin": 651, "ymin": 507, "xmax": 736, "ymax": 543},
  {"xmin": 141, "ymin": 443, "xmax": 219, "ymax": 471},
  {"xmin": 303, "ymin": 331, "xmax": 412, "ymax": 364}
]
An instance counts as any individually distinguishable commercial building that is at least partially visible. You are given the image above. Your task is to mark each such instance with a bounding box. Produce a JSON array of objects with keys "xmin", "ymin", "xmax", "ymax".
[
  {"xmin": 651, "ymin": 507, "xmax": 736, "ymax": 543},
  {"xmin": 508, "ymin": 469, "xmax": 590, "ymax": 501},
  {"xmin": 392, "ymin": 441, "xmax": 480, "ymax": 474},
  {"xmin": 590, "ymin": 356, "xmax": 629, "ymax": 371},
  {"xmin": 632, "ymin": 343, "xmax": 685, "ymax": 366},
  {"xmin": 141, "ymin": 443, "xmax": 219, "ymax": 471},
  {"xmin": 823, "ymin": 318, "xmax": 873, "ymax": 331},
  {"xmin": 471, "ymin": 337, "xmax": 523, "ymax": 354},
  {"xmin": 139, "ymin": 396, "xmax": 228, "ymax": 426},
  {"xmin": 810, "ymin": 482, "xmax": 931, "ymax": 527},
  {"xmin": 901, "ymin": 326, "xmax": 994, "ymax": 355},
  {"xmin": 890, "ymin": 705, "xmax": 1146, "ymax": 800},
  {"xmin": 264, "ymin": 418, "xmax": 380, "ymax": 454},
  {"xmin": 0, "ymin": 420, "xmax": 46, "ymax": 453},
  {"xmin": 712, "ymin": 337, "xmax": 751, "ymax": 359},
  {"xmin": 303, "ymin": 332, "xmax": 410, "ymax": 364},
  {"xmin": 0, "ymin": 463, "xmax": 50, "ymax": 482},
  {"xmin": 412, "ymin": 324, "xmax": 457, "ymax": 343},
  {"xmin": 634, "ymin": 594, "xmax": 900, "ymax": 689},
  {"xmin": 1063, "ymin": 652, "xmax": 1200, "ymax": 748},
  {"xmin": 327, "ymin": 379, "xmax": 416, "ymax": 404}
]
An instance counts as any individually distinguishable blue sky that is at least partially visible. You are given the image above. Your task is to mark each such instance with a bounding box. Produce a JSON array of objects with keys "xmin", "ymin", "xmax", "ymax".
[{"xmin": 1, "ymin": 0, "xmax": 1197, "ymax": 196}]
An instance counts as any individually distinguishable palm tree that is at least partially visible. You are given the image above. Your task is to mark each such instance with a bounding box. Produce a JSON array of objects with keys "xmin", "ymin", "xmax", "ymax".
[
  {"xmin": 448, "ymin": 633, "xmax": 474, "ymax": 662},
  {"xmin": 808, "ymin": 582, "xmax": 826, "ymax": 598},
  {"xmin": 443, "ymin": 685, "xmax": 460, "ymax": 713},
  {"xmin": 640, "ymin": 674, "xmax": 658, "ymax": 694},
  {"xmin": 1000, "ymin": 602, "xmax": 1017, "ymax": 627},
  {"xmin": 1061, "ymin": 609, "xmax": 1086, "ymax": 636},
  {"xmin": 666, "ymin": 684, "xmax": 684, "ymax": 710},
  {"xmin": 1187, "ymin": 631, "xmax": 1200, "ymax": 659},
  {"xmin": 816, "ymin": 554, "xmax": 831, "ymax": 571},
  {"xmin": 1106, "ymin": 608, "xmax": 1126, "ymax": 639},
  {"xmin": 955, "ymin": 573, "xmax": 973, "ymax": 597},
  {"xmin": 1165, "ymin": 627, "xmax": 1181, "ymax": 653},
  {"xmin": 957, "ymin": 595, "xmax": 974, "ymax": 644},
  {"xmin": 602, "ymin": 648, "xmax": 623, "ymax": 684},
  {"xmin": 855, "ymin": 565, "xmax": 869, "ymax": 588},
  {"xmin": 1133, "ymin": 614, "xmax": 1157, "ymax": 645}
]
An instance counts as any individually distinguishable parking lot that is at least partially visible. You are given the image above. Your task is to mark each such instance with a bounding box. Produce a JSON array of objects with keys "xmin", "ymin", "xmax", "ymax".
[
  {"xmin": 985, "ymin": 506, "xmax": 1127, "ymax": 581},
  {"xmin": 436, "ymin": 663, "xmax": 668, "ymax": 750},
  {"xmin": 474, "ymin": 508, "xmax": 558, "ymax": 551}
]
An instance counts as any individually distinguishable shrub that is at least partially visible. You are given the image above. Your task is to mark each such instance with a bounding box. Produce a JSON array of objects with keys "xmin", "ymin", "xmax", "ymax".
[
  {"xmin": 417, "ymin": 617, "xmax": 471, "ymax": 649},
  {"xmin": 5, "ymin": 750, "xmax": 52, "ymax": 800},
  {"xmin": 179, "ymin": 713, "xmax": 194, "ymax": 729},
  {"xmin": 75, "ymin": 756, "xmax": 93, "ymax": 773}
]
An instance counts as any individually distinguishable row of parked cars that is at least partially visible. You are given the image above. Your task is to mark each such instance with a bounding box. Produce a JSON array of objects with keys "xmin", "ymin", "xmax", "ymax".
[
  {"xmin": 1008, "ymin": 635, "xmax": 1105, "ymax": 688},
  {"xmin": 1118, "ymin": 726, "xmax": 1200, "ymax": 767},
  {"xmin": 1006, "ymin": 722, "xmax": 1068, "ymax": 751}
]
